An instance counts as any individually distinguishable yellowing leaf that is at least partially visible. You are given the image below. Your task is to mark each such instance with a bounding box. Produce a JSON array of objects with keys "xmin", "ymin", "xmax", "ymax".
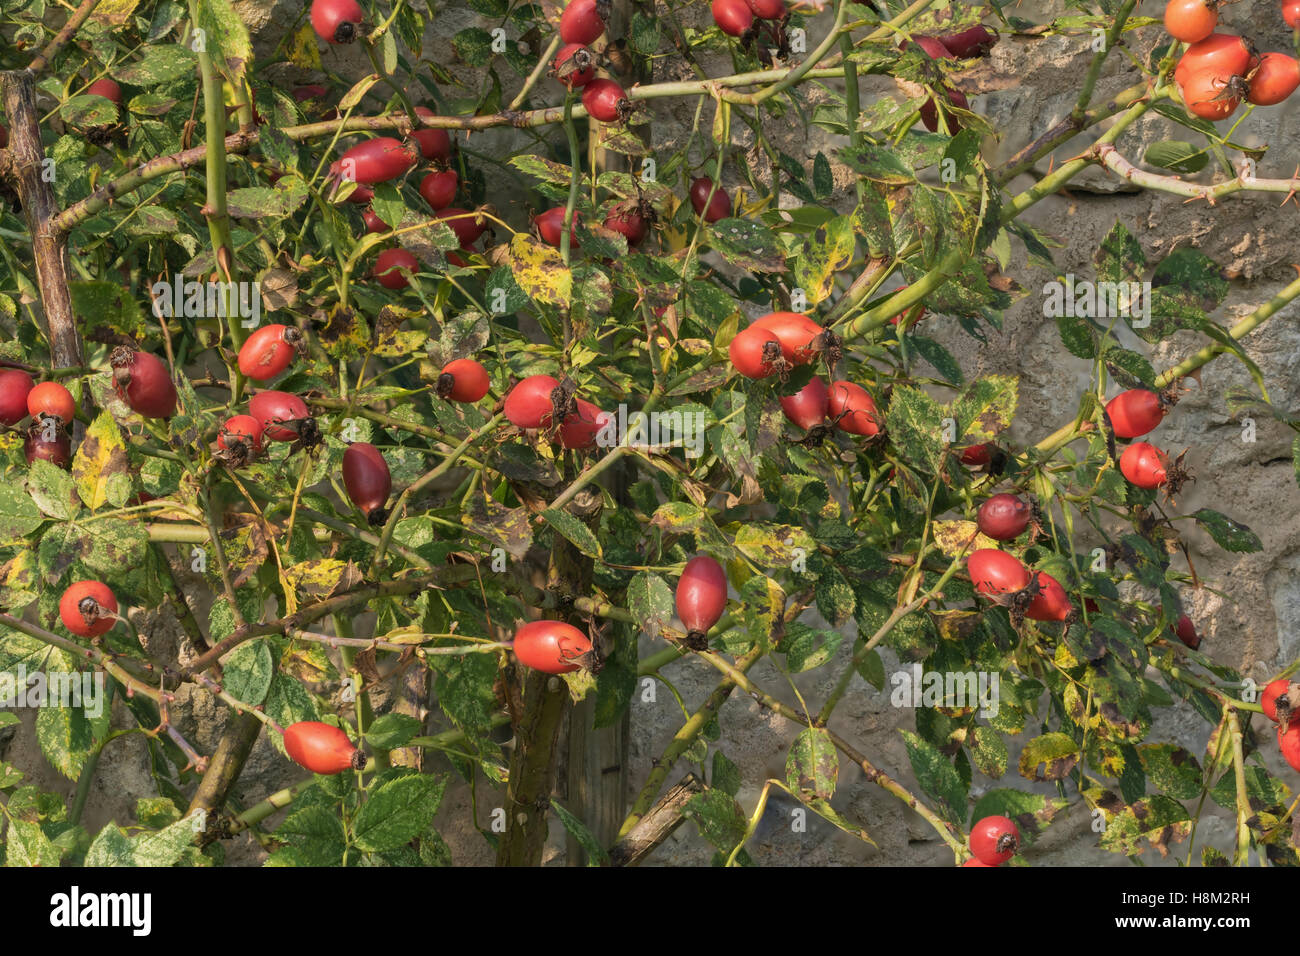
[
  {"xmin": 287, "ymin": 23, "xmax": 324, "ymax": 71},
  {"xmin": 71, "ymin": 412, "xmax": 131, "ymax": 511},
  {"xmin": 281, "ymin": 559, "xmax": 363, "ymax": 600},
  {"xmin": 931, "ymin": 519, "xmax": 997, "ymax": 558},
  {"xmin": 92, "ymin": 0, "xmax": 141, "ymax": 26},
  {"xmin": 508, "ymin": 234, "xmax": 571, "ymax": 307}
]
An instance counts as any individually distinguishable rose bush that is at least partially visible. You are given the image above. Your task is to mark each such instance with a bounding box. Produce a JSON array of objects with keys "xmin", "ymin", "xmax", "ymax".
[{"xmin": 0, "ymin": 0, "xmax": 1296, "ymax": 868}]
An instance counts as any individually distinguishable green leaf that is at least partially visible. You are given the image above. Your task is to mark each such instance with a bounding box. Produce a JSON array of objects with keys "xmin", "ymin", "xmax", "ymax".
[
  {"xmin": 274, "ymin": 805, "xmax": 346, "ymax": 866},
  {"xmin": 60, "ymin": 95, "xmax": 119, "ymax": 127},
  {"xmin": 627, "ymin": 572, "xmax": 675, "ymax": 640},
  {"xmin": 908, "ymin": 334, "xmax": 963, "ymax": 384},
  {"xmin": 1138, "ymin": 744, "xmax": 1202, "ymax": 800},
  {"xmin": 1097, "ymin": 794, "xmax": 1191, "ymax": 856},
  {"xmin": 682, "ymin": 788, "xmax": 747, "ymax": 854},
  {"xmin": 70, "ymin": 281, "xmax": 147, "ymax": 338},
  {"xmin": 0, "ymin": 481, "xmax": 44, "ymax": 540},
  {"xmin": 452, "ymin": 27, "xmax": 495, "ymax": 67},
  {"xmin": 84, "ymin": 824, "xmax": 134, "ymax": 866},
  {"xmin": 433, "ymin": 650, "xmax": 497, "ymax": 732},
  {"xmin": 970, "ymin": 788, "xmax": 1068, "ymax": 838},
  {"xmin": 5, "ymin": 819, "xmax": 61, "ymax": 867},
  {"xmin": 812, "ymin": 152, "xmax": 833, "ymax": 199},
  {"xmin": 629, "ymin": 11, "xmax": 661, "ymax": 54},
  {"xmin": 25, "ymin": 460, "xmax": 81, "ymax": 521},
  {"xmin": 129, "ymin": 814, "xmax": 200, "ymax": 866},
  {"xmin": 227, "ymin": 182, "xmax": 309, "ymax": 219},
  {"xmin": 1104, "ymin": 347, "xmax": 1157, "ymax": 390},
  {"xmin": 36, "ymin": 694, "xmax": 109, "ymax": 781},
  {"xmin": 1209, "ymin": 765, "xmax": 1287, "ymax": 811},
  {"xmin": 791, "ymin": 215, "xmax": 854, "ymax": 305},
  {"xmin": 900, "ymin": 729, "xmax": 966, "ymax": 823},
  {"xmin": 1143, "ymin": 140, "xmax": 1208, "ymax": 175},
  {"xmin": 221, "ymin": 639, "xmax": 274, "ymax": 707},
  {"xmin": 884, "ymin": 386, "xmax": 946, "ymax": 472},
  {"xmin": 1055, "ymin": 313, "xmax": 1098, "ymax": 359},
  {"xmin": 351, "ymin": 774, "xmax": 447, "ymax": 852},
  {"xmin": 113, "ymin": 44, "xmax": 197, "ymax": 86},
  {"xmin": 854, "ymin": 644, "xmax": 886, "ymax": 690},
  {"xmin": 194, "ymin": 0, "xmax": 254, "ymax": 76},
  {"xmin": 1192, "ymin": 509, "xmax": 1262, "ymax": 553},
  {"xmin": 712, "ymin": 751, "xmax": 741, "ymax": 796},
  {"xmin": 552, "ymin": 800, "xmax": 609, "ymax": 866},
  {"xmin": 705, "ymin": 218, "xmax": 785, "ymax": 273},
  {"xmin": 541, "ymin": 507, "xmax": 602, "ymax": 559},
  {"xmin": 734, "ymin": 523, "xmax": 816, "ymax": 570},
  {"xmin": 364, "ymin": 713, "xmax": 423, "ymax": 749},
  {"xmin": 970, "ymin": 726, "xmax": 1008, "ymax": 779},
  {"xmin": 739, "ymin": 574, "xmax": 783, "ymax": 650},
  {"xmin": 951, "ymin": 375, "xmax": 1018, "ymax": 445},
  {"xmin": 786, "ymin": 727, "xmax": 838, "ymax": 801},
  {"xmin": 781, "ymin": 622, "xmax": 841, "ymax": 672}
]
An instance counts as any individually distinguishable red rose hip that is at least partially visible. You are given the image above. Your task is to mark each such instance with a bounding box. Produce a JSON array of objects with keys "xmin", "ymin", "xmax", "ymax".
[
  {"xmin": 967, "ymin": 548, "xmax": 1030, "ymax": 597},
  {"xmin": 780, "ymin": 377, "xmax": 829, "ymax": 431},
  {"xmin": 59, "ymin": 580, "xmax": 118, "ymax": 638},
  {"xmin": 689, "ymin": 176, "xmax": 732, "ymax": 222},
  {"xmin": 0, "ymin": 369, "xmax": 34, "ymax": 426},
  {"xmin": 342, "ymin": 442, "xmax": 391, "ymax": 523},
  {"xmin": 249, "ymin": 390, "xmax": 314, "ymax": 442},
  {"xmin": 504, "ymin": 375, "xmax": 562, "ymax": 429},
  {"xmin": 976, "ymin": 494, "xmax": 1031, "ymax": 541},
  {"xmin": 676, "ymin": 555, "xmax": 728, "ymax": 646},
  {"xmin": 970, "ymin": 815, "xmax": 1020, "ymax": 865},
  {"xmin": 374, "ymin": 248, "xmax": 419, "ymax": 289},
  {"xmin": 311, "ymin": 0, "xmax": 365, "ymax": 44},
  {"xmin": 110, "ymin": 347, "xmax": 177, "ymax": 419},
  {"xmin": 284, "ymin": 721, "xmax": 366, "ymax": 774},
  {"xmin": 512, "ymin": 620, "xmax": 595, "ymax": 674},
  {"xmin": 437, "ymin": 358, "xmax": 491, "ymax": 403},
  {"xmin": 1106, "ymin": 389, "xmax": 1166, "ymax": 439},
  {"xmin": 238, "ymin": 324, "xmax": 303, "ymax": 381},
  {"xmin": 827, "ymin": 381, "xmax": 881, "ymax": 436}
]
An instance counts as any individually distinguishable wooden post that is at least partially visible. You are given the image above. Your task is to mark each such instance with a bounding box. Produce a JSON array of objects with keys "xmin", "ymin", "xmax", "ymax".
[
  {"xmin": 558, "ymin": 0, "xmax": 650, "ymax": 868},
  {"xmin": 0, "ymin": 70, "xmax": 84, "ymax": 369}
]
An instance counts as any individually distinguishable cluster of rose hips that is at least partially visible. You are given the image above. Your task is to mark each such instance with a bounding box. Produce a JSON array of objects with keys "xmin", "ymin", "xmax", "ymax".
[
  {"xmin": 231, "ymin": 324, "xmax": 490, "ymax": 523},
  {"xmin": 904, "ymin": 26, "xmax": 999, "ymax": 133},
  {"xmin": 0, "ymin": 347, "xmax": 175, "ymax": 468},
  {"xmin": 728, "ymin": 311, "xmax": 880, "ymax": 437},
  {"xmin": 0, "ymin": 369, "xmax": 78, "ymax": 466},
  {"xmin": 547, "ymin": 0, "xmax": 641, "ymax": 126},
  {"xmin": 711, "ymin": 0, "xmax": 788, "ymax": 47},
  {"xmin": 965, "ymin": 384, "xmax": 1198, "ymax": 641},
  {"xmin": 319, "ymin": 120, "xmax": 484, "ymax": 286},
  {"xmin": 510, "ymin": 553, "xmax": 730, "ymax": 674},
  {"xmin": 1165, "ymin": 0, "xmax": 1300, "ymax": 119}
]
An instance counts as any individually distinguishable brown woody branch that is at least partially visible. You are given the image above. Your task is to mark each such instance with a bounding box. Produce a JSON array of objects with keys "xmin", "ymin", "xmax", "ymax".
[
  {"xmin": 607, "ymin": 774, "xmax": 703, "ymax": 866},
  {"xmin": 0, "ymin": 70, "xmax": 84, "ymax": 368},
  {"xmin": 27, "ymin": 0, "xmax": 104, "ymax": 75}
]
